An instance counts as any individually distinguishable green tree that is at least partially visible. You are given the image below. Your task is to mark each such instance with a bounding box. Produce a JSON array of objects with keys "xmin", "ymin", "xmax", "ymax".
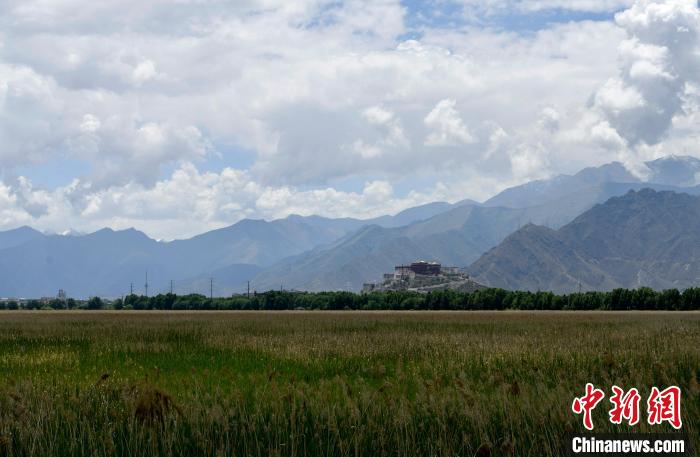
[{"xmin": 87, "ymin": 296, "xmax": 103, "ymax": 310}]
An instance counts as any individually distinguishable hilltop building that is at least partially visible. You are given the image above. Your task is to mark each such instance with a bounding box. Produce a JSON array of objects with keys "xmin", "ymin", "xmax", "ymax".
[
  {"xmin": 394, "ymin": 261, "xmax": 442, "ymax": 279},
  {"xmin": 363, "ymin": 260, "xmax": 486, "ymax": 293}
]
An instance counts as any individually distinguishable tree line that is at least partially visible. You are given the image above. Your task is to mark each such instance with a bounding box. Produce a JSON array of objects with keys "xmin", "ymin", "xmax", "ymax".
[{"xmin": 2, "ymin": 287, "xmax": 700, "ymax": 311}]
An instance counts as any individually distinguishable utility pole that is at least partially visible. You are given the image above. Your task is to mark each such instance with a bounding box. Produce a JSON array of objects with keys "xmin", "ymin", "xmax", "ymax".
[
  {"xmin": 247, "ymin": 281, "xmax": 250, "ymax": 299},
  {"xmin": 145, "ymin": 270, "xmax": 149, "ymax": 298},
  {"xmin": 130, "ymin": 282, "xmax": 133, "ymax": 295},
  {"xmin": 210, "ymin": 277, "xmax": 213, "ymax": 301},
  {"xmin": 170, "ymin": 279, "xmax": 173, "ymax": 295}
]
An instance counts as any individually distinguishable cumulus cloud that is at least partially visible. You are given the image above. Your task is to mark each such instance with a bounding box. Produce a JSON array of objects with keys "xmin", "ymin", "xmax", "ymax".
[
  {"xmin": 592, "ymin": 0, "xmax": 700, "ymax": 146},
  {"xmin": 537, "ymin": 107, "xmax": 561, "ymax": 134},
  {"xmin": 0, "ymin": 163, "xmax": 461, "ymax": 239},
  {"xmin": 132, "ymin": 60, "xmax": 160, "ymax": 85},
  {"xmin": 0, "ymin": 0, "xmax": 698, "ymax": 237},
  {"xmin": 80, "ymin": 114, "xmax": 101, "ymax": 133},
  {"xmin": 424, "ymin": 99, "xmax": 476, "ymax": 147},
  {"xmin": 0, "ymin": 64, "xmax": 66, "ymax": 168},
  {"xmin": 0, "ymin": 182, "xmax": 31, "ymax": 227},
  {"xmin": 352, "ymin": 106, "xmax": 408, "ymax": 158}
]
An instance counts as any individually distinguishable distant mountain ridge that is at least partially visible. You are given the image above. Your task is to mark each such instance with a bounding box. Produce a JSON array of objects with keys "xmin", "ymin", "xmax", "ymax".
[
  {"xmin": 484, "ymin": 156, "xmax": 700, "ymax": 209},
  {"xmin": 0, "ymin": 226, "xmax": 43, "ymax": 250},
  {"xmin": 2, "ymin": 155, "xmax": 700, "ymax": 297},
  {"xmin": 469, "ymin": 189, "xmax": 700, "ymax": 292},
  {"xmin": 0, "ymin": 201, "xmax": 459, "ymax": 298},
  {"xmin": 249, "ymin": 177, "xmax": 700, "ymax": 292}
]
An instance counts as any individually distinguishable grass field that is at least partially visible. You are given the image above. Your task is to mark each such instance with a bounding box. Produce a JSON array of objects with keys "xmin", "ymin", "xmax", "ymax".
[{"xmin": 0, "ymin": 311, "xmax": 697, "ymax": 456}]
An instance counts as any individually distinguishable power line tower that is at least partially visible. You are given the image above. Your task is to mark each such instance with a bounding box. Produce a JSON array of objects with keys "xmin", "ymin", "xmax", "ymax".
[{"xmin": 145, "ymin": 270, "xmax": 149, "ymax": 298}]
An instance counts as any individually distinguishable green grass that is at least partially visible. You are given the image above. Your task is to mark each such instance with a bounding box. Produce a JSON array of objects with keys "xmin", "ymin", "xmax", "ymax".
[{"xmin": 0, "ymin": 311, "xmax": 698, "ymax": 456}]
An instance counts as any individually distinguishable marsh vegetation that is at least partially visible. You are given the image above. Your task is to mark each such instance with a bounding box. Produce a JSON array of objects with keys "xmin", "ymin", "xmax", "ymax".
[{"xmin": 0, "ymin": 311, "xmax": 697, "ymax": 456}]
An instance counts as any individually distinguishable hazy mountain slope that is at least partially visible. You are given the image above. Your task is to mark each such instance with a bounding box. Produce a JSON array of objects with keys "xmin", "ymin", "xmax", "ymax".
[
  {"xmin": 0, "ymin": 216, "xmax": 363, "ymax": 297},
  {"xmin": 466, "ymin": 224, "xmax": 620, "ymax": 292},
  {"xmin": 484, "ymin": 162, "xmax": 638, "ymax": 208},
  {"xmin": 469, "ymin": 189, "xmax": 700, "ymax": 292},
  {"xmin": 484, "ymin": 155, "xmax": 700, "ymax": 209},
  {"xmin": 646, "ymin": 156, "xmax": 700, "ymax": 187},
  {"xmin": 371, "ymin": 201, "xmax": 456, "ymax": 228},
  {"xmin": 250, "ymin": 204, "xmax": 556, "ymax": 292},
  {"xmin": 162, "ymin": 205, "xmax": 461, "ymax": 278},
  {"xmin": 164, "ymin": 203, "xmax": 460, "ymax": 273},
  {"xmin": 0, "ymin": 203, "xmax": 463, "ymax": 297},
  {"xmin": 166, "ymin": 218, "xmax": 342, "ymax": 273},
  {"xmin": 250, "ymin": 225, "xmax": 437, "ymax": 291},
  {"xmin": 3, "ymin": 158, "xmax": 700, "ymax": 297},
  {"xmin": 248, "ymin": 181, "xmax": 700, "ymax": 292},
  {"xmin": 0, "ymin": 226, "xmax": 44, "ymax": 250},
  {"xmin": 512, "ymin": 181, "xmax": 700, "ymax": 228},
  {"xmin": 176, "ymin": 263, "xmax": 264, "ymax": 296},
  {"xmin": 0, "ymin": 228, "xmax": 166, "ymax": 298},
  {"xmin": 560, "ymin": 189, "xmax": 700, "ymax": 289}
]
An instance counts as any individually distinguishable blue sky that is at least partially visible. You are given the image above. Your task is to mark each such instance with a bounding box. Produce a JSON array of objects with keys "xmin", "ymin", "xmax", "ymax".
[
  {"xmin": 402, "ymin": 0, "xmax": 620, "ymax": 31},
  {"xmin": 0, "ymin": 0, "xmax": 698, "ymax": 239}
]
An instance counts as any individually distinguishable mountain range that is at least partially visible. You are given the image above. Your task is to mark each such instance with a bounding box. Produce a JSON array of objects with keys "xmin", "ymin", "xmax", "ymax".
[
  {"xmin": 0, "ymin": 201, "xmax": 459, "ymax": 298},
  {"xmin": 249, "ymin": 156, "xmax": 700, "ymax": 292},
  {"xmin": 469, "ymin": 189, "xmax": 700, "ymax": 292},
  {"xmin": 1, "ymin": 155, "xmax": 699, "ymax": 297}
]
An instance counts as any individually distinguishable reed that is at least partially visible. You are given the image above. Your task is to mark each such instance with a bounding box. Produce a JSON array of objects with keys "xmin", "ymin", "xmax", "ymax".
[{"xmin": 0, "ymin": 311, "xmax": 697, "ymax": 456}]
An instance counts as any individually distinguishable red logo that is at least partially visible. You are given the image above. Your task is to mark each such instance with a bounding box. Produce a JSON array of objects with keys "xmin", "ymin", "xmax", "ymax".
[
  {"xmin": 609, "ymin": 385, "xmax": 641, "ymax": 426},
  {"xmin": 647, "ymin": 386, "xmax": 682, "ymax": 429},
  {"xmin": 572, "ymin": 384, "xmax": 682, "ymax": 430},
  {"xmin": 572, "ymin": 383, "xmax": 606, "ymax": 430}
]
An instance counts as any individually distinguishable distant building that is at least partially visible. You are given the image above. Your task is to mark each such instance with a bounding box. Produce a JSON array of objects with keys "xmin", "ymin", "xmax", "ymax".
[
  {"xmin": 394, "ymin": 265, "xmax": 414, "ymax": 280},
  {"xmin": 393, "ymin": 261, "xmax": 442, "ymax": 279},
  {"xmin": 410, "ymin": 261, "xmax": 441, "ymax": 276},
  {"xmin": 57, "ymin": 289, "xmax": 67, "ymax": 300},
  {"xmin": 362, "ymin": 283, "xmax": 376, "ymax": 293},
  {"xmin": 362, "ymin": 259, "xmax": 484, "ymax": 294}
]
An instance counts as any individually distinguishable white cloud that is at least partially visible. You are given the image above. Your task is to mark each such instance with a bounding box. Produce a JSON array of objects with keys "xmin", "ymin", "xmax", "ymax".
[
  {"xmin": 1, "ymin": 0, "xmax": 625, "ymax": 188},
  {"xmin": 80, "ymin": 114, "xmax": 101, "ymax": 133},
  {"xmin": 424, "ymin": 99, "xmax": 476, "ymax": 147},
  {"xmin": 0, "ymin": 163, "xmax": 463, "ymax": 239},
  {"xmin": 0, "ymin": 182, "xmax": 30, "ymax": 227},
  {"xmin": 351, "ymin": 140, "xmax": 383, "ymax": 159},
  {"xmin": 363, "ymin": 106, "xmax": 394, "ymax": 125},
  {"xmin": 132, "ymin": 60, "xmax": 159, "ymax": 84},
  {"xmin": 0, "ymin": 0, "xmax": 698, "ymax": 237},
  {"xmin": 537, "ymin": 107, "xmax": 560, "ymax": 133},
  {"xmin": 353, "ymin": 105, "xmax": 408, "ymax": 158},
  {"xmin": 592, "ymin": 0, "xmax": 700, "ymax": 146},
  {"xmin": 0, "ymin": 64, "xmax": 66, "ymax": 168}
]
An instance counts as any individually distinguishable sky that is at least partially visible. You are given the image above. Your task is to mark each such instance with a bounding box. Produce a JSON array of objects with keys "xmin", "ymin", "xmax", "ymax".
[{"xmin": 0, "ymin": 0, "xmax": 699, "ymax": 240}]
